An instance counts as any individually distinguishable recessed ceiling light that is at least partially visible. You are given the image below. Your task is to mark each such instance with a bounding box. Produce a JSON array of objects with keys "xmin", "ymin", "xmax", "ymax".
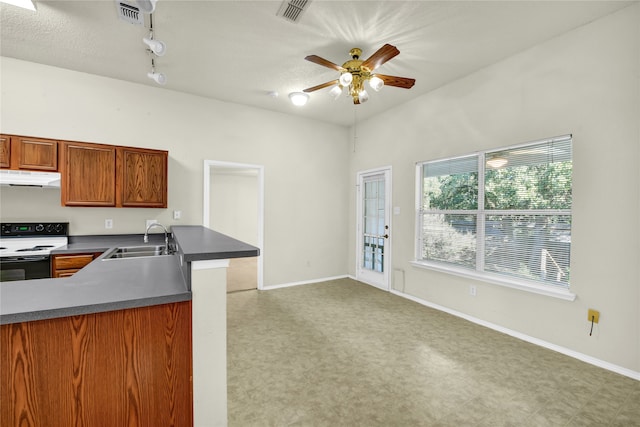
[{"xmin": 0, "ymin": 0, "xmax": 36, "ymax": 11}]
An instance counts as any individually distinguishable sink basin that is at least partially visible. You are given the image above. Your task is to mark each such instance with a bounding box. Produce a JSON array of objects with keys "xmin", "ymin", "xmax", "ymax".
[{"xmin": 102, "ymin": 245, "xmax": 175, "ymax": 260}]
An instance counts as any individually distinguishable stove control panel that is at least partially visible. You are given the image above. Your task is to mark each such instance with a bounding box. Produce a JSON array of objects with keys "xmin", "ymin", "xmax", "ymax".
[{"xmin": 1, "ymin": 222, "xmax": 69, "ymax": 237}]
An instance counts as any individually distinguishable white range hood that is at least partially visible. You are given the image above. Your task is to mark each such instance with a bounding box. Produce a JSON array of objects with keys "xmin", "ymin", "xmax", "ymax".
[{"xmin": 0, "ymin": 170, "xmax": 61, "ymax": 188}]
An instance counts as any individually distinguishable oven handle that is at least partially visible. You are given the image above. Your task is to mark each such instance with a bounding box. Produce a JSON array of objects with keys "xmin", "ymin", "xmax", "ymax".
[{"xmin": 1, "ymin": 256, "xmax": 50, "ymax": 262}]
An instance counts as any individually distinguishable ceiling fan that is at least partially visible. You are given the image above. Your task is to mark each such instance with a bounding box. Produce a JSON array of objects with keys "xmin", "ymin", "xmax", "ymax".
[{"xmin": 303, "ymin": 44, "xmax": 416, "ymax": 104}]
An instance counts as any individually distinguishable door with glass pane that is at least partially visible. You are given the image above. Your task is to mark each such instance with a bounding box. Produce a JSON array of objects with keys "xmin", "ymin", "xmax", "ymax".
[{"xmin": 357, "ymin": 168, "xmax": 391, "ymax": 290}]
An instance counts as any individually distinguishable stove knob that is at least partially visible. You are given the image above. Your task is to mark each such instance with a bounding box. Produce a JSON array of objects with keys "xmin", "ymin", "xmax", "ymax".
[
  {"xmin": 36, "ymin": 224, "xmax": 45, "ymax": 232},
  {"xmin": 55, "ymin": 224, "xmax": 63, "ymax": 233},
  {"xmin": 45, "ymin": 224, "xmax": 54, "ymax": 233}
]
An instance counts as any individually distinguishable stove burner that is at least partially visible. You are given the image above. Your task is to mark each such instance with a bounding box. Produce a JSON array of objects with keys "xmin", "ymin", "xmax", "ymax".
[
  {"xmin": 15, "ymin": 245, "xmax": 54, "ymax": 252},
  {"xmin": 0, "ymin": 247, "xmax": 6, "ymax": 250}
]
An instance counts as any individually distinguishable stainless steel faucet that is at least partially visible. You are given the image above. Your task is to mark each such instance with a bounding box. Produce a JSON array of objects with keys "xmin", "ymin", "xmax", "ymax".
[{"xmin": 144, "ymin": 222, "xmax": 169, "ymax": 253}]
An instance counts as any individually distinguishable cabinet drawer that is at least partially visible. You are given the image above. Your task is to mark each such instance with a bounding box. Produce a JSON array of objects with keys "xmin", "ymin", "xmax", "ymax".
[
  {"xmin": 54, "ymin": 269, "xmax": 81, "ymax": 278},
  {"xmin": 52, "ymin": 254, "xmax": 95, "ymax": 270}
]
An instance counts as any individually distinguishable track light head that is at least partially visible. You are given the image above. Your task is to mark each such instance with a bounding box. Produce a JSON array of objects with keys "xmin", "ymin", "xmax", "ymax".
[
  {"xmin": 143, "ymin": 37, "xmax": 166, "ymax": 56},
  {"xmin": 136, "ymin": 0, "xmax": 157, "ymax": 14},
  {"xmin": 147, "ymin": 71, "xmax": 167, "ymax": 85}
]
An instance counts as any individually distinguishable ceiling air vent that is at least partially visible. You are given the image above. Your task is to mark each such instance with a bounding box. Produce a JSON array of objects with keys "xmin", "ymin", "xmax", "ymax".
[
  {"xmin": 116, "ymin": 0, "xmax": 144, "ymax": 25},
  {"xmin": 276, "ymin": 0, "xmax": 312, "ymax": 23}
]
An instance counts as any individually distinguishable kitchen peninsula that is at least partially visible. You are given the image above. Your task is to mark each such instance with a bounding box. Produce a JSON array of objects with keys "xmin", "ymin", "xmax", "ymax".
[{"xmin": 1, "ymin": 225, "xmax": 259, "ymax": 427}]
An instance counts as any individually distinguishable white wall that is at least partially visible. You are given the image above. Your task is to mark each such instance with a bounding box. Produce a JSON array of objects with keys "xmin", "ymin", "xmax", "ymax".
[
  {"xmin": 0, "ymin": 58, "xmax": 350, "ymax": 287},
  {"xmin": 210, "ymin": 169, "xmax": 259, "ymax": 247},
  {"xmin": 348, "ymin": 5, "xmax": 640, "ymax": 374}
]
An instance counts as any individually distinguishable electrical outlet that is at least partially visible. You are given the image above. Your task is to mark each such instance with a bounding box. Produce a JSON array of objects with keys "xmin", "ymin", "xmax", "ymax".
[
  {"xmin": 146, "ymin": 219, "xmax": 158, "ymax": 229},
  {"xmin": 470, "ymin": 285, "xmax": 477, "ymax": 297},
  {"xmin": 105, "ymin": 219, "xmax": 113, "ymax": 229},
  {"xmin": 173, "ymin": 210, "xmax": 181, "ymax": 220},
  {"xmin": 588, "ymin": 309, "xmax": 600, "ymax": 323}
]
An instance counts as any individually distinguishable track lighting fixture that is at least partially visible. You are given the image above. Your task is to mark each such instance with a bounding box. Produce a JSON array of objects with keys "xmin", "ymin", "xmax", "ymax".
[
  {"xmin": 143, "ymin": 11, "xmax": 167, "ymax": 85},
  {"xmin": 136, "ymin": 0, "xmax": 157, "ymax": 14}
]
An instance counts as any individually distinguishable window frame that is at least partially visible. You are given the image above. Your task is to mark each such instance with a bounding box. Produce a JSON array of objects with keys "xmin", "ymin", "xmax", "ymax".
[{"xmin": 412, "ymin": 135, "xmax": 576, "ymax": 301}]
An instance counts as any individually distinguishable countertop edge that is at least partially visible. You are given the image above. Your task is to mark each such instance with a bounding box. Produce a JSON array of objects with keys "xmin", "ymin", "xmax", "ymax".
[{"xmin": 1, "ymin": 292, "xmax": 191, "ymax": 325}]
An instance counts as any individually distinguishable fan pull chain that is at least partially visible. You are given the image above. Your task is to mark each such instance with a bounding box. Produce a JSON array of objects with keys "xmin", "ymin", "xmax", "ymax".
[{"xmin": 353, "ymin": 108, "xmax": 358, "ymax": 153}]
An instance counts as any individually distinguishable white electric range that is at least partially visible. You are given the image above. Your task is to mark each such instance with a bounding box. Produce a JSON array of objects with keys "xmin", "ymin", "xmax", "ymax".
[{"xmin": 0, "ymin": 222, "xmax": 69, "ymax": 281}]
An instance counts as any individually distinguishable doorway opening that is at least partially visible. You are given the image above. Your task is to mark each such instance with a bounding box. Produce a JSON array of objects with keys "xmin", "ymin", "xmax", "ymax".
[{"xmin": 203, "ymin": 160, "xmax": 264, "ymax": 291}]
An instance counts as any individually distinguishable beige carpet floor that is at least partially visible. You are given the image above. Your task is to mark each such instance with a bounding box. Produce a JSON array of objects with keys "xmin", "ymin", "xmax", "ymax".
[{"xmin": 227, "ymin": 278, "xmax": 639, "ymax": 426}]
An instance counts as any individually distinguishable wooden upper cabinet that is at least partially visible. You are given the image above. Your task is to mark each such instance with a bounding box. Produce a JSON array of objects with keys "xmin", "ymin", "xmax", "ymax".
[
  {"xmin": 61, "ymin": 141, "xmax": 117, "ymax": 206},
  {"xmin": 118, "ymin": 147, "xmax": 168, "ymax": 208},
  {"xmin": 0, "ymin": 135, "xmax": 9, "ymax": 168},
  {"xmin": 15, "ymin": 136, "xmax": 58, "ymax": 171},
  {"xmin": 0, "ymin": 135, "xmax": 58, "ymax": 171}
]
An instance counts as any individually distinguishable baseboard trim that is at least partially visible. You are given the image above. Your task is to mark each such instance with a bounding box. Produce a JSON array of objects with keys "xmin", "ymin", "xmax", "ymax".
[
  {"xmin": 390, "ymin": 289, "xmax": 640, "ymax": 381},
  {"xmin": 262, "ymin": 275, "xmax": 350, "ymax": 291}
]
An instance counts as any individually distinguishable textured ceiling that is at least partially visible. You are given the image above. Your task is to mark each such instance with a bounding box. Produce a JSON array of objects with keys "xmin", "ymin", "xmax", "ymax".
[{"xmin": 0, "ymin": 0, "xmax": 633, "ymax": 127}]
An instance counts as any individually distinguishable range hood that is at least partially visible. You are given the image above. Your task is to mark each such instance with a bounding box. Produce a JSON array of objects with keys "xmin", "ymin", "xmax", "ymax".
[{"xmin": 0, "ymin": 170, "xmax": 61, "ymax": 188}]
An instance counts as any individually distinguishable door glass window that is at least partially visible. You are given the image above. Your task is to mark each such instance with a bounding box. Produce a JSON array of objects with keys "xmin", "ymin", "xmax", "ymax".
[{"xmin": 363, "ymin": 175, "xmax": 385, "ymax": 273}]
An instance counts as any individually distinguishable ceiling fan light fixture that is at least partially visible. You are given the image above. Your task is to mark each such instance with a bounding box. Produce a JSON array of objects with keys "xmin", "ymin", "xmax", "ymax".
[
  {"xmin": 358, "ymin": 89, "xmax": 369, "ymax": 103},
  {"xmin": 368, "ymin": 75, "xmax": 384, "ymax": 92},
  {"xmin": 339, "ymin": 72, "xmax": 353, "ymax": 87},
  {"xmin": 329, "ymin": 85, "xmax": 343, "ymax": 100},
  {"xmin": 143, "ymin": 37, "xmax": 166, "ymax": 56},
  {"xmin": 289, "ymin": 92, "xmax": 309, "ymax": 106},
  {"xmin": 147, "ymin": 71, "xmax": 167, "ymax": 85}
]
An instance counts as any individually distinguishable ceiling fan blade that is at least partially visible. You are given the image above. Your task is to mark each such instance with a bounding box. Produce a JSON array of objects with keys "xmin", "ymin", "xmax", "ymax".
[
  {"xmin": 361, "ymin": 44, "xmax": 400, "ymax": 71},
  {"xmin": 376, "ymin": 74, "xmax": 416, "ymax": 89},
  {"xmin": 303, "ymin": 80, "xmax": 340, "ymax": 93},
  {"xmin": 304, "ymin": 55, "xmax": 346, "ymax": 72}
]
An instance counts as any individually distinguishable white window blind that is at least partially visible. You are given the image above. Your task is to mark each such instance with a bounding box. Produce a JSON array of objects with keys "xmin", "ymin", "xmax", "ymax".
[{"xmin": 417, "ymin": 135, "xmax": 572, "ymax": 289}]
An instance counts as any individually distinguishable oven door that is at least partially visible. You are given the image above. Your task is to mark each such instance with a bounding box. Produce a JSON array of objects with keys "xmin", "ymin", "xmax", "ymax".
[{"xmin": 0, "ymin": 256, "xmax": 51, "ymax": 282}]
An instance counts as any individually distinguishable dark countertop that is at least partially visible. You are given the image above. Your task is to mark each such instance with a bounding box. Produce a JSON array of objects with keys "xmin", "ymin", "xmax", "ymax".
[
  {"xmin": 171, "ymin": 225, "xmax": 259, "ymax": 262},
  {"xmin": 1, "ymin": 226, "xmax": 259, "ymax": 325}
]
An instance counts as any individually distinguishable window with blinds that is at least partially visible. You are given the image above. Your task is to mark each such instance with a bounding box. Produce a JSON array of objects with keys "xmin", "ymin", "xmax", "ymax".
[{"xmin": 416, "ymin": 135, "xmax": 572, "ymax": 289}]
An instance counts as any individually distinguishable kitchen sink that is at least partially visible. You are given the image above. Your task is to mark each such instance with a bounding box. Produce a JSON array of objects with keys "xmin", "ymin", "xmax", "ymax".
[{"xmin": 102, "ymin": 245, "xmax": 175, "ymax": 260}]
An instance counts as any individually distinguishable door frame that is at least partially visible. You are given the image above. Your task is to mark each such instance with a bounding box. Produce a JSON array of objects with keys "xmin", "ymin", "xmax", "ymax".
[
  {"xmin": 355, "ymin": 166, "xmax": 392, "ymax": 291},
  {"xmin": 203, "ymin": 160, "xmax": 264, "ymax": 290}
]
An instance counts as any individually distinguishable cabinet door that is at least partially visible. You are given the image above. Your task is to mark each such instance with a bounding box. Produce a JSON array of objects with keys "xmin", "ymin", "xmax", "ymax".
[
  {"xmin": 15, "ymin": 136, "xmax": 58, "ymax": 171},
  {"xmin": 119, "ymin": 147, "xmax": 168, "ymax": 208},
  {"xmin": 0, "ymin": 135, "xmax": 9, "ymax": 168},
  {"xmin": 62, "ymin": 142, "xmax": 116, "ymax": 206}
]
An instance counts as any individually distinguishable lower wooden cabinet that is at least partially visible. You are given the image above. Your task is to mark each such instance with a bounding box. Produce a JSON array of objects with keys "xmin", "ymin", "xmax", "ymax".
[
  {"xmin": 51, "ymin": 252, "xmax": 102, "ymax": 278},
  {"xmin": 1, "ymin": 302, "xmax": 193, "ymax": 427}
]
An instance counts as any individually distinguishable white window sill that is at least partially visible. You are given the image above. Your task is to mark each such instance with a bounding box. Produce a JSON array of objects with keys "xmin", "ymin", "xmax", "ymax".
[{"xmin": 409, "ymin": 260, "xmax": 577, "ymax": 301}]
